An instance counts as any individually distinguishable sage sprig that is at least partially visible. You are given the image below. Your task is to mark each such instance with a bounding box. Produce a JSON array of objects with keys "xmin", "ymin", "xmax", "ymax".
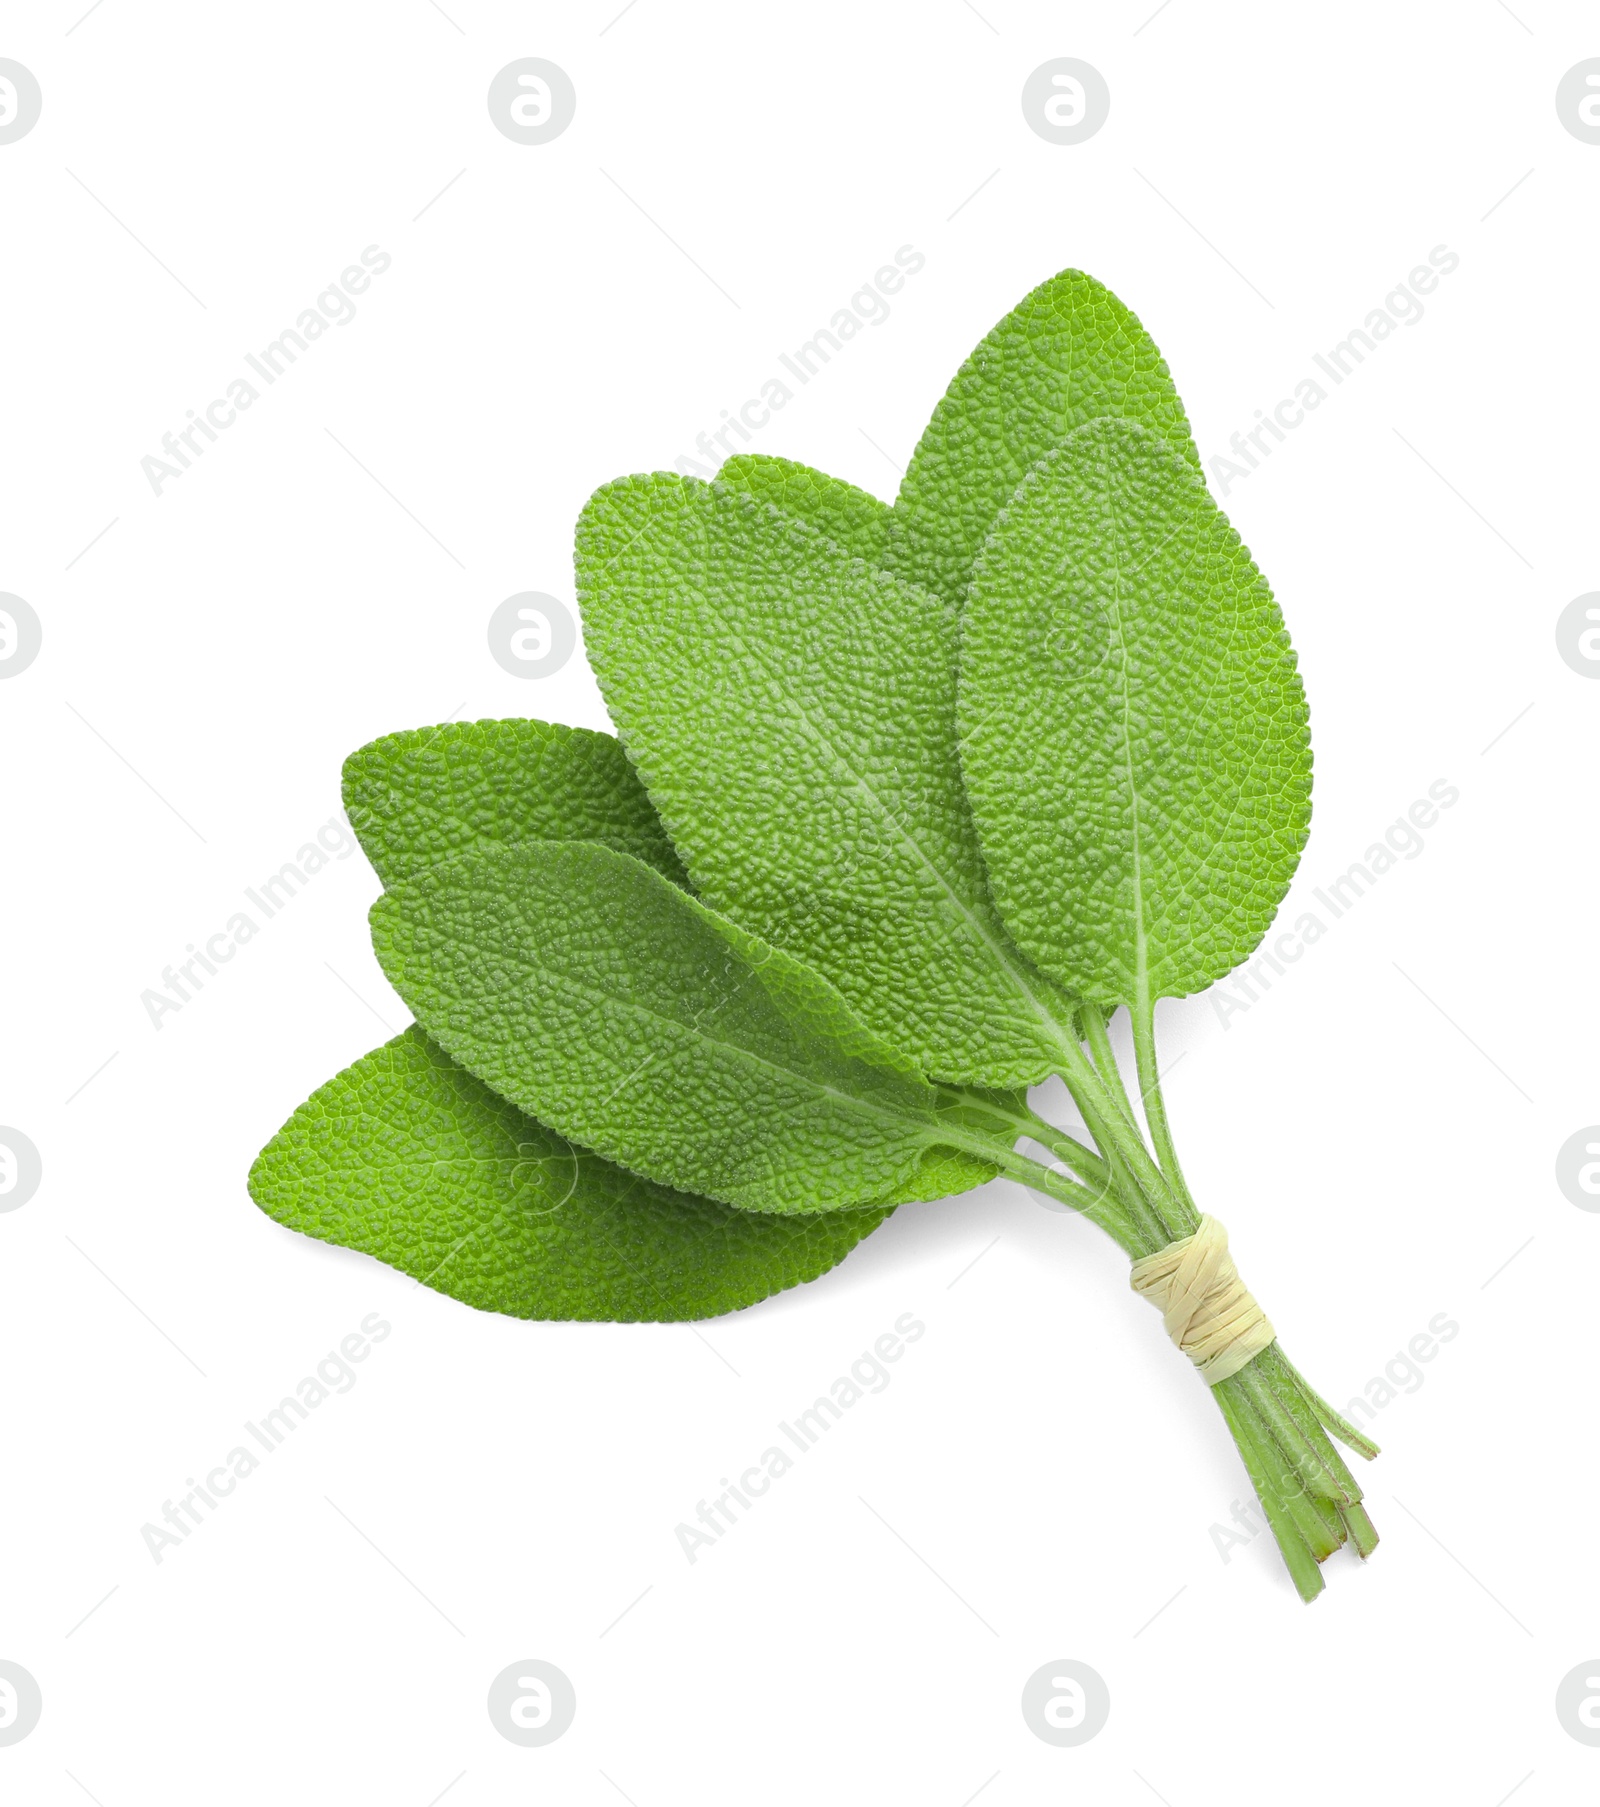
[{"xmin": 250, "ymin": 268, "xmax": 1378, "ymax": 1602}]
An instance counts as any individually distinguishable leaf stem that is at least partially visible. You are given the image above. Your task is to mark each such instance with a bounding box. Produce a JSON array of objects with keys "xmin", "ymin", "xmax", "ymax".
[
  {"xmin": 1130, "ymin": 993, "xmax": 1197, "ymax": 1222},
  {"xmin": 1051, "ymin": 1021, "xmax": 1184, "ymax": 1245},
  {"xmin": 1016, "ymin": 1110, "xmax": 1111, "ymax": 1193},
  {"xmin": 1229, "ymin": 1376, "xmax": 1341, "ymax": 1563},
  {"xmin": 1339, "ymin": 1501, "xmax": 1381, "ymax": 1559},
  {"xmin": 1018, "ymin": 1063, "xmax": 1168, "ymax": 1255},
  {"xmin": 942, "ymin": 1089, "xmax": 1112, "ymax": 1194},
  {"xmin": 1212, "ymin": 1379, "xmax": 1324, "ymax": 1603},
  {"xmin": 1235, "ymin": 1360, "xmax": 1350, "ymax": 1504},
  {"xmin": 1268, "ymin": 1344, "xmax": 1381, "ymax": 1461},
  {"xmin": 980, "ymin": 1144, "xmax": 1144, "ymax": 1259},
  {"xmin": 968, "ymin": 999, "xmax": 1378, "ymax": 1599},
  {"xmin": 1082, "ymin": 1006, "xmax": 1142, "ymax": 1142},
  {"xmin": 1252, "ymin": 1352, "xmax": 1364, "ymax": 1503}
]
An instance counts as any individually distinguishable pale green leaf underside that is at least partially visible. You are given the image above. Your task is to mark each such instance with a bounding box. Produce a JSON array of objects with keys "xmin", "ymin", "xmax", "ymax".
[
  {"xmin": 343, "ymin": 718, "xmax": 687, "ymax": 890},
  {"xmin": 716, "ymin": 454, "xmax": 890, "ymax": 565},
  {"xmin": 249, "ymin": 1027, "xmax": 890, "ymax": 1321},
  {"xmin": 371, "ymin": 839, "xmax": 954, "ymax": 1215},
  {"xmin": 961, "ymin": 418, "xmax": 1311, "ymax": 1005},
  {"xmin": 574, "ymin": 472, "xmax": 1078, "ymax": 1088},
  {"xmin": 887, "ymin": 268, "xmax": 1201, "ymax": 609}
]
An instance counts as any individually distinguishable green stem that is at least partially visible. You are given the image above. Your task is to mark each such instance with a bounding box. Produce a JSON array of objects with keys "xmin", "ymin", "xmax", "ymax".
[
  {"xmin": 1017, "ymin": 1110, "xmax": 1111, "ymax": 1194},
  {"xmin": 1234, "ymin": 1360, "xmax": 1350, "ymax": 1505},
  {"xmin": 1108, "ymin": 1001, "xmax": 1378, "ymax": 1595},
  {"xmin": 989, "ymin": 1146, "xmax": 1144, "ymax": 1258},
  {"xmin": 1339, "ymin": 1501, "xmax": 1381, "ymax": 1559},
  {"xmin": 1130, "ymin": 992, "xmax": 1197, "ymax": 1223},
  {"xmin": 1212, "ymin": 1380, "xmax": 1324, "ymax": 1603},
  {"xmin": 1276, "ymin": 1351, "xmax": 1382, "ymax": 1460},
  {"xmin": 1254, "ymin": 1358, "xmax": 1361, "ymax": 1506},
  {"xmin": 1081, "ymin": 1006, "xmax": 1139, "ymax": 1137},
  {"xmin": 1099, "ymin": 1140, "xmax": 1168, "ymax": 1259},
  {"xmin": 961, "ymin": 994, "xmax": 1379, "ymax": 1599},
  {"xmin": 1228, "ymin": 1377, "xmax": 1341, "ymax": 1562},
  {"xmin": 1080, "ymin": 1006, "xmax": 1193, "ymax": 1251},
  {"xmin": 1255, "ymin": 1346, "xmax": 1376, "ymax": 1487},
  {"xmin": 940, "ymin": 1115, "xmax": 1142, "ymax": 1256},
  {"xmin": 1050, "ymin": 1026, "xmax": 1185, "ymax": 1245},
  {"xmin": 1017, "ymin": 1101, "xmax": 1167, "ymax": 1258}
]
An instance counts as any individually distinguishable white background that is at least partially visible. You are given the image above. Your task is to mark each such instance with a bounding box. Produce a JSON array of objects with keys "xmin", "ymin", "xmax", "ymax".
[{"xmin": 2, "ymin": 2, "xmax": 1596, "ymax": 1801}]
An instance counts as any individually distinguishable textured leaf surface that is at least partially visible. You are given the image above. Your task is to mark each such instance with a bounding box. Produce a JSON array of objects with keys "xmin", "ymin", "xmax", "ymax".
[
  {"xmin": 575, "ymin": 473, "xmax": 1077, "ymax": 1087},
  {"xmin": 961, "ymin": 418, "xmax": 1311, "ymax": 1006},
  {"xmin": 250, "ymin": 1027, "xmax": 889, "ymax": 1320},
  {"xmin": 875, "ymin": 1141, "xmax": 999, "ymax": 1207},
  {"xmin": 343, "ymin": 718, "xmax": 686, "ymax": 889},
  {"xmin": 372, "ymin": 839, "xmax": 954, "ymax": 1214},
  {"xmin": 887, "ymin": 268, "xmax": 1200, "ymax": 609},
  {"xmin": 340, "ymin": 717, "xmax": 994, "ymax": 1206},
  {"xmin": 717, "ymin": 454, "xmax": 889, "ymax": 563}
]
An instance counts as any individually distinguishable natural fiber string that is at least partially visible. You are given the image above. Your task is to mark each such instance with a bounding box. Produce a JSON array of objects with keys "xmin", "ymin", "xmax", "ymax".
[{"xmin": 1129, "ymin": 1215, "xmax": 1275, "ymax": 1385}]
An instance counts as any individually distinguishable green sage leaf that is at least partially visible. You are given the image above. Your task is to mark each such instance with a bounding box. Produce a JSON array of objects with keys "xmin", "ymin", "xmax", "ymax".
[
  {"xmin": 960, "ymin": 417, "xmax": 1311, "ymax": 1006},
  {"xmin": 341, "ymin": 716, "xmax": 997, "ymax": 1206},
  {"xmin": 371, "ymin": 839, "xmax": 961, "ymax": 1214},
  {"xmin": 249, "ymin": 1027, "xmax": 890, "ymax": 1320},
  {"xmin": 343, "ymin": 718, "xmax": 687, "ymax": 889},
  {"xmin": 575, "ymin": 472, "xmax": 1078, "ymax": 1088},
  {"xmin": 716, "ymin": 454, "xmax": 890, "ymax": 563},
  {"xmin": 887, "ymin": 268, "xmax": 1200, "ymax": 608}
]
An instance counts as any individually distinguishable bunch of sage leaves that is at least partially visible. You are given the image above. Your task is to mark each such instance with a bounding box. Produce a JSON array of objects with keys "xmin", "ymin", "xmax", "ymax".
[{"xmin": 251, "ymin": 270, "xmax": 1377, "ymax": 1601}]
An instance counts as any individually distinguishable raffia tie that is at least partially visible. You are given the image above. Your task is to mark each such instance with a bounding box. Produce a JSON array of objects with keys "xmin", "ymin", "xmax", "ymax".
[{"xmin": 1129, "ymin": 1215, "xmax": 1275, "ymax": 1385}]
